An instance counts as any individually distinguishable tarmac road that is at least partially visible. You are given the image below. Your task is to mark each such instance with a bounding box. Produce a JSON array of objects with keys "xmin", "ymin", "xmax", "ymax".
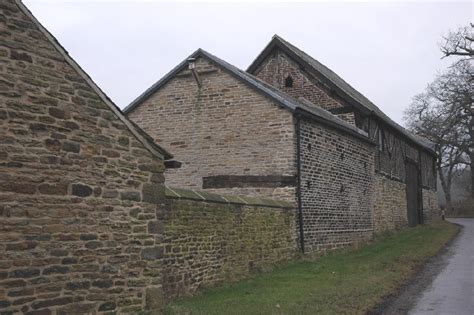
[
  {"xmin": 381, "ymin": 218, "xmax": 474, "ymax": 315},
  {"xmin": 409, "ymin": 218, "xmax": 474, "ymax": 315}
]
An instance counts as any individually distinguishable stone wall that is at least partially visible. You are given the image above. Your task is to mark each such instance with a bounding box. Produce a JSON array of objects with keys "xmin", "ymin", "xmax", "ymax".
[
  {"xmin": 253, "ymin": 50, "xmax": 355, "ymax": 125},
  {"xmin": 127, "ymin": 57, "xmax": 296, "ymax": 201},
  {"xmin": 373, "ymin": 175, "xmax": 441, "ymax": 233},
  {"xmin": 298, "ymin": 118, "xmax": 376, "ymax": 251},
  {"xmin": 0, "ymin": 1, "xmax": 443, "ymax": 313},
  {"xmin": 422, "ymin": 188, "xmax": 441, "ymax": 224},
  {"xmin": 252, "ymin": 46, "xmax": 440, "ymax": 228},
  {"xmin": 254, "ymin": 50, "xmax": 344, "ymax": 112},
  {"xmin": 0, "ymin": 1, "xmax": 167, "ymax": 313},
  {"xmin": 373, "ymin": 174, "xmax": 408, "ymax": 232},
  {"xmin": 162, "ymin": 187, "xmax": 297, "ymax": 298}
]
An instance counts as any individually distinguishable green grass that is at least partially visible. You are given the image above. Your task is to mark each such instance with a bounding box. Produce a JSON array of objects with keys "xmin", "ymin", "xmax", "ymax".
[{"xmin": 165, "ymin": 221, "xmax": 459, "ymax": 315}]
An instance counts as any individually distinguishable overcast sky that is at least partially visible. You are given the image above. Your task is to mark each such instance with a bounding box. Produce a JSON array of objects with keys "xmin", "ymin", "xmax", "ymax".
[{"xmin": 24, "ymin": 0, "xmax": 471, "ymax": 125}]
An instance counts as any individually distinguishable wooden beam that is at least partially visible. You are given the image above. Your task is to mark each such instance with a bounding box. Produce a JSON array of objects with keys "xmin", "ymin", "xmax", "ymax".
[{"xmin": 329, "ymin": 107, "xmax": 355, "ymax": 115}]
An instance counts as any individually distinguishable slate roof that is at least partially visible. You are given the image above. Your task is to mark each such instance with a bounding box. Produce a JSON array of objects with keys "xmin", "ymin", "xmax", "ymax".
[
  {"xmin": 123, "ymin": 49, "xmax": 372, "ymax": 143},
  {"xmin": 16, "ymin": 0, "xmax": 173, "ymax": 160},
  {"xmin": 247, "ymin": 35, "xmax": 436, "ymax": 153}
]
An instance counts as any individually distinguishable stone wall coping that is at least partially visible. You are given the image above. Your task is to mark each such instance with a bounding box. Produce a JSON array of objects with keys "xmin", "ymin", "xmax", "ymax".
[{"xmin": 165, "ymin": 186, "xmax": 294, "ymax": 209}]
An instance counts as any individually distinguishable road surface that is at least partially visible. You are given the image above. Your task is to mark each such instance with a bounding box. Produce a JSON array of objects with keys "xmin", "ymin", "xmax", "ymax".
[
  {"xmin": 381, "ymin": 218, "xmax": 474, "ymax": 315},
  {"xmin": 409, "ymin": 218, "xmax": 474, "ymax": 315}
]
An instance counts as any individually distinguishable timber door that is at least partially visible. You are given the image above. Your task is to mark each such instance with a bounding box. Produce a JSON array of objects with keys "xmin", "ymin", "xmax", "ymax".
[{"xmin": 405, "ymin": 160, "xmax": 421, "ymax": 227}]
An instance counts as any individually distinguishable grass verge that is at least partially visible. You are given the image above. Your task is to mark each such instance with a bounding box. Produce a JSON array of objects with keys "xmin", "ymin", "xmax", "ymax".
[{"xmin": 165, "ymin": 221, "xmax": 459, "ymax": 315}]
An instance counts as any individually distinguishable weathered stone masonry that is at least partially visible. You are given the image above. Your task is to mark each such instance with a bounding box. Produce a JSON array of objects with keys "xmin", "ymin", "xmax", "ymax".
[
  {"xmin": 128, "ymin": 57, "xmax": 297, "ymax": 201},
  {"xmin": 251, "ymin": 45, "xmax": 359, "ymax": 127},
  {"xmin": 255, "ymin": 49, "xmax": 350, "ymax": 117},
  {"xmin": 162, "ymin": 188, "xmax": 297, "ymax": 298},
  {"xmin": 125, "ymin": 49, "xmax": 382, "ymax": 252},
  {"xmin": 0, "ymin": 3, "xmax": 301, "ymax": 313},
  {"xmin": 0, "ymin": 1, "xmax": 442, "ymax": 312},
  {"xmin": 249, "ymin": 36, "xmax": 440, "ymax": 231},
  {"xmin": 126, "ymin": 35, "xmax": 440, "ymax": 254},
  {"xmin": 299, "ymin": 118, "xmax": 375, "ymax": 251},
  {"xmin": 0, "ymin": 1, "xmax": 171, "ymax": 313}
]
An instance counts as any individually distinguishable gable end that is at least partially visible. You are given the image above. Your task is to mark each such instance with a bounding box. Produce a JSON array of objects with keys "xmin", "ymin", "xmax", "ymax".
[{"xmin": 16, "ymin": 0, "xmax": 172, "ymax": 160}]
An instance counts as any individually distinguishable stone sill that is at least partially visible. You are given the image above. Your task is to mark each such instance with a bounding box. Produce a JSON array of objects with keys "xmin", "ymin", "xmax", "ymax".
[{"xmin": 165, "ymin": 186, "xmax": 294, "ymax": 209}]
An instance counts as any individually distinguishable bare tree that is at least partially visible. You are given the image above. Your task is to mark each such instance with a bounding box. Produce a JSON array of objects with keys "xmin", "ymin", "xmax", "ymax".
[
  {"xmin": 440, "ymin": 24, "xmax": 474, "ymax": 59},
  {"xmin": 405, "ymin": 60, "xmax": 473, "ymax": 210}
]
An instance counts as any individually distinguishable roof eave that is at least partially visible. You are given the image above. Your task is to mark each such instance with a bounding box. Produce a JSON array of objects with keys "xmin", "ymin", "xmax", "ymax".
[
  {"xmin": 294, "ymin": 109, "xmax": 375, "ymax": 145},
  {"xmin": 370, "ymin": 116, "xmax": 437, "ymax": 157},
  {"xmin": 124, "ymin": 48, "xmax": 375, "ymax": 148},
  {"xmin": 247, "ymin": 37, "xmax": 371, "ymax": 116},
  {"xmin": 248, "ymin": 36, "xmax": 435, "ymax": 155},
  {"xmin": 123, "ymin": 53, "xmax": 195, "ymax": 114}
]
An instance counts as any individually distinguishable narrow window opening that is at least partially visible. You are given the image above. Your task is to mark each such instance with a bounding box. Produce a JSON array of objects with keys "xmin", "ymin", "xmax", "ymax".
[{"xmin": 285, "ymin": 75, "xmax": 293, "ymax": 88}]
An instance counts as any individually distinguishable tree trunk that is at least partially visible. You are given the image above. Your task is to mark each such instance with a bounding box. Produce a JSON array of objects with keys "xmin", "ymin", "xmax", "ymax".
[
  {"xmin": 438, "ymin": 162, "xmax": 454, "ymax": 213},
  {"xmin": 469, "ymin": 110, "xmax": 474, "ymax": 198},
  {"xmin": 471, "ymin": 152, "xmax": 474, "ymax": 198},
  {"xmin": 440, "ymin": 176, "xmax": 454, "ymax": 212},
  {"xmin": 445, "ymin": 188, "xmax": 454, "ymax": 213}
]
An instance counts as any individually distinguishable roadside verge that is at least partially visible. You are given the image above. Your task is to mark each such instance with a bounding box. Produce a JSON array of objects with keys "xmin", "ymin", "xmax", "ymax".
[{"xmin": 166, "ymin": 221, "xmax": 459, "ymax": 315}]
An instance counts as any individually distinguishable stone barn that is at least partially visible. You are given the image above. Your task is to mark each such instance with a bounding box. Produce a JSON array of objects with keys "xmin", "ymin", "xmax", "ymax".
[
  {"xmin": 125, "ymin": 36, "xmax": 439, "ymax": 252},
  {"xmin": 0, "ymin": 0, "xmax": 441, "ymax": 311},
  {"xmin": 1, "ymin": 2, "xmax": 302, "ymax": 310}
]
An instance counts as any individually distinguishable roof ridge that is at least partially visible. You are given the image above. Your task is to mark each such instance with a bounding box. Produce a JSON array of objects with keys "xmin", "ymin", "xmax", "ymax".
[
  {"xmin": 247, "ymin": 35, "xmax": 435, "ymax": 153},
  {"xmin": 297, "ymin": 97, "xmax": 367, "ymax": 137},
  {"xmin": 123, "ymin": 48, "xmax": 203, "ymax": 113},
  {"xmin": 123, "ymin": 48, "xmax": 372, "ymax": 142}
]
